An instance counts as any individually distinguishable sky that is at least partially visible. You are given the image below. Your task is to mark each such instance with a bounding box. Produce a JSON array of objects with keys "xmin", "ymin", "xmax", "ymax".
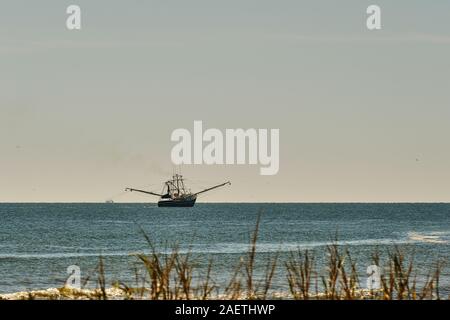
[{"xmin": 1, "ymin": 0, "xmax": 450, "ymax": 202}]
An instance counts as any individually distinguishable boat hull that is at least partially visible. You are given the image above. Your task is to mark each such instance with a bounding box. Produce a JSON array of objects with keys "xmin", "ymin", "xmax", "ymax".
[{"xmin": 157, "ymin": 197, "xmax": 197, "ymax": 207}]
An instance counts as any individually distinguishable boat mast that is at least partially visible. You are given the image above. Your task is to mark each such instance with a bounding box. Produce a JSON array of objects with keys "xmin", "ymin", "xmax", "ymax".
[
  {"xmin": 178, "ymin": 174, "xmax": 186, "ymax": 194},
  {"xmin": 175, "ymin": 174, "xmax": 180, "ymax": 194}
]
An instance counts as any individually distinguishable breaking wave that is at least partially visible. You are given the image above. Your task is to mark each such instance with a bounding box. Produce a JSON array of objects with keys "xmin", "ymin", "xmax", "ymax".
[{"xmin": 408, "ymin": 232, "xmax": 449, "ymax": 244}]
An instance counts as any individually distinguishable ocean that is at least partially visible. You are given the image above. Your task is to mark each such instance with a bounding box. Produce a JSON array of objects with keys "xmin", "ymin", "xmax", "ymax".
[{"xmin": 0, "ymin": 203, "xmax": 449, "ymax": 295}]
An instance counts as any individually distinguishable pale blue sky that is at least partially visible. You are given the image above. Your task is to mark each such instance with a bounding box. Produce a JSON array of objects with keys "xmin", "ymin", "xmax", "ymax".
[{"xmin": 1, "ymin": 1, "xmax": 450, "ymax": 202}]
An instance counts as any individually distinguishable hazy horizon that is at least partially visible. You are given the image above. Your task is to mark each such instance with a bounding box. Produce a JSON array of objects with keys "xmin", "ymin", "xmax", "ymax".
[
  {"xmin": 2, "ymin": 201, "xmax": 450, "ymax": 204},
  {"xmin": 2, "ymin": 0, "xmax": 450, "ymax": 203}
]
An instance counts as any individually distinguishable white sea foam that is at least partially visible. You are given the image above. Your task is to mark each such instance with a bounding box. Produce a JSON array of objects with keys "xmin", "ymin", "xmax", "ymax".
[
  {"xmin": 408, "ymin": 232, "xmax": 448, "ymax": 244},
  {"xmin": 46, "ymin": 245, "xmax": 109, "ymax": 250},
  {"xmin": 98, "ymin": 220, "xmax": 135, "ymax": 225},
  {"xmin": 196, "ymin": 238, "xmax": 413, "ymax": 254}
]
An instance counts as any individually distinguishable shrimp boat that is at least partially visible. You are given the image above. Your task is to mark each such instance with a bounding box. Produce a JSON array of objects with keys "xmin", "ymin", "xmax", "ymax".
[{"xmin": 126, "ymin": 174, "xmax": 230, "ymax": 207}]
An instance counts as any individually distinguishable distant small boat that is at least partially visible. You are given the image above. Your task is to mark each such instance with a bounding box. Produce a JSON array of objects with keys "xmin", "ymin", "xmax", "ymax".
[
  {"xmin": 105, "ymin": 200, "xmax": 114, "ymax": 204},
  {"xmin": 126, "ymin": 174, "xmax": 230, "ymax": 207}
]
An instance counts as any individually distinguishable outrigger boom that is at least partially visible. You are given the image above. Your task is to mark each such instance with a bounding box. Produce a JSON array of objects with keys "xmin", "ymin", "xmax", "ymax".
[
  {"xmin": 125, "ymin": 174, "xmax": 230, "ymax": 207},
  {"xmin": 194, "ymin": 181, "xmax": 231, "ymax": 196},
  {"xmin": 124, "ymin": 188, "xmax": 162, "ymax": 197}
]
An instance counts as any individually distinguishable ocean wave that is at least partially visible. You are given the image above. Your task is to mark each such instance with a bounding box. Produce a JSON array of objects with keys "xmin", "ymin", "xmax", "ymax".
[
  {"xmin": 97, "ymin": 220, "xmax": 135, "ymax": 225},
  {"xmin": 196, "ymin": 238, "xmax": 414, "ymax": 254},
  {"xmin": 0, "ymin": 251, "xmax": 136, "ymax": 259},
  {"xmin": 407, "ymin": 232, "xmax": 448, "ymax": 244},
  {"xmin": 0, "ymin": 238, "xmax": 413, "ymax": 259},
  {"xmin": 0, "ymin": 233, "xmax": 447, "ymax": 260},
  {"xmin": 46, "ymin": 245, "xmax": 110, "ymax": 250}
]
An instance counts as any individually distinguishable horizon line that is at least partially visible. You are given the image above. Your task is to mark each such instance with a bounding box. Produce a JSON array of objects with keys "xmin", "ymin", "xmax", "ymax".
[{"xmin": 1, "ymin": 201, "xmax": 450, "ymax": 204}]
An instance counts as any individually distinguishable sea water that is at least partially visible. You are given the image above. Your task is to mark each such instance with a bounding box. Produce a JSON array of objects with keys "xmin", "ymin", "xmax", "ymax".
[{"xmin": 0, "ymin": 203, "xmax": 449, "ymax": 295}]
